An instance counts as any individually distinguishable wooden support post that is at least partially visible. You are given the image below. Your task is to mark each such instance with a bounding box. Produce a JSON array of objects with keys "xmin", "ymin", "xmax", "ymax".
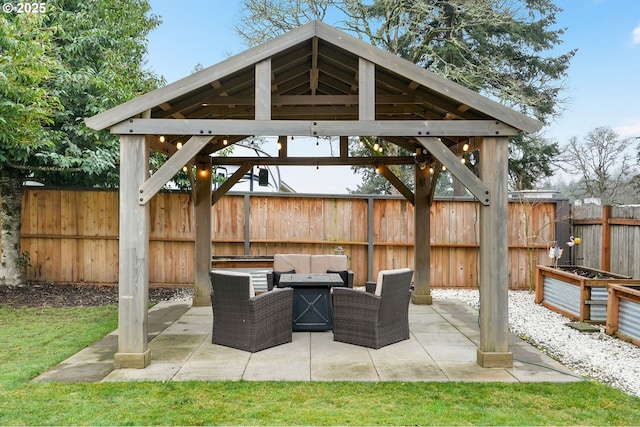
[
  {"xmin": 340, "ymin": 135, "xmax": 349, "ymax": 158},
  {"xmin": 359, "ymin": 58, "xmax": 375, "ymax": 120},
  {"xmin": 255, "ymin": 59, "xmax": 271, "ymax": 120},
  {"xmin": 477, "ymin": 136, "xmax": 513, "ymax": 368},
  {"xmin": 278, "ymin": 135, "xmax": 287, "ymax": 158},
  {"xmin": 412, "ymin": 161, "xmax": 432, "ymax": 305},
  {"xmin": 367, "ymin": 196, "xmax": 374, "ymax": 282},
  {"xmin": 115, "ymin": 134, "xmax": 151, "ymax": 369},
  {"xmin": 193, "ymin": 156, "xmax": 213, "ymax": 307},
  {"xmin": 601, "ymin": 205, "xmax": 611, "ymax": 271}
]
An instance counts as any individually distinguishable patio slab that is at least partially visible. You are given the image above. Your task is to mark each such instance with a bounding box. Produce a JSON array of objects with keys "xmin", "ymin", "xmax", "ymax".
[{"xmin": 33, "ymin": 298, "xmax": 582, "ymax": 384}]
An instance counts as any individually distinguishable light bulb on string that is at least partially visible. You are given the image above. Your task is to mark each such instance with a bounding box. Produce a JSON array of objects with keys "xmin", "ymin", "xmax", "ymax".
[
  {"xmin": 159, "ymin": 135, "xmax": 165, "ymax": 143},
  {"xmin": 290, "ymin": 136, "xmax": 295, "ymax": 144},
  {"xmin": 463, "ymin": 143, "xmax": 470, "ymax": 152},
  {"xmin": 176, "ymin": 142, "xmax": 183, "ymax": 150}
]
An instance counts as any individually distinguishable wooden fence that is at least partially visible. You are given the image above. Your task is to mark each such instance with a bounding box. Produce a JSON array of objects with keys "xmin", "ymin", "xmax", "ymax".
[
  {"xmin": 572, "ymin": 205, "xmax": 640, "ymax": 278},
  {"xmin": 3, "ymin": 188, "xmax": 565, "ymax": 289}
]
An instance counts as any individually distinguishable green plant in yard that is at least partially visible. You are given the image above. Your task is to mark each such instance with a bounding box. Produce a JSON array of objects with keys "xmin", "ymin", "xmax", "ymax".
[
  {"xmin": 1, "ymin": 306, "xmax": 639, "ymax": 425},
  {"xmin": 18, "ymin": 251, "xmax": 32, "ymax": 276}
]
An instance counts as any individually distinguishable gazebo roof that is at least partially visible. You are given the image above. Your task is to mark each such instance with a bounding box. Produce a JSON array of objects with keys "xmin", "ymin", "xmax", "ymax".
[{"xmin": 86, "ymin": 20, "xmax": 541, "ymax": 155}]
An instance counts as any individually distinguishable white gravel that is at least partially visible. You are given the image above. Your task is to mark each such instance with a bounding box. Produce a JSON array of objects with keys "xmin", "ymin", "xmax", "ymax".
[{"xmin": 431, "ymin": 289, "xmax": 640, "ymax": 397}]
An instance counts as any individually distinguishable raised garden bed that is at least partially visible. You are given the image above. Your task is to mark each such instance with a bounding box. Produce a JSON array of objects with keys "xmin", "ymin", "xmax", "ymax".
[
  {"xmin": 535, "ymin": 265, "xmax": 640, "ymax": 323},
  {"xmin": 606, "ymin": 284, "xmax": 640, "ymax": 347}
]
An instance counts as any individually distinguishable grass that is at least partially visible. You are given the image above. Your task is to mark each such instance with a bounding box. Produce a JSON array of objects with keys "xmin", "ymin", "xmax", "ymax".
[{"xmin": 1, "ymin": 306, "xmax": 639, "ymax": 426}]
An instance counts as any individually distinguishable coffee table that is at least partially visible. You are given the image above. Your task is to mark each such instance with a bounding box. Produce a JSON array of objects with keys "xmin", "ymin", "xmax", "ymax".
[{"xmin": 277, "ymin": 273, "xmax": 344, "ymax": 331}]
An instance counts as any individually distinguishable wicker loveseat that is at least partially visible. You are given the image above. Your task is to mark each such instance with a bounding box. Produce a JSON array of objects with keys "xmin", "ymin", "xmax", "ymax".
[{"xmin": 266, "ymin": 254, "xmax": 353, "ymax": 290}]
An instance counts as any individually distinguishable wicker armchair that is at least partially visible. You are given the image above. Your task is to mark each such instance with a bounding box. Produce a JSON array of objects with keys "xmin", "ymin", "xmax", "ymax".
[
  {"xmin": 210, "ymin": 270, "xmax": 293, "ymax": 352},
  {"xmin": 332, "ymin": 268, "xmax": 413, "ymax": 349}
]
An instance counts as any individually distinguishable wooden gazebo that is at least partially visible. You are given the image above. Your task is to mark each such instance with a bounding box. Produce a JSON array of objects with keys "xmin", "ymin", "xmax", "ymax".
[{"xmin": 86, "ymin": 21, "xmax": 542, "ymax": 370}]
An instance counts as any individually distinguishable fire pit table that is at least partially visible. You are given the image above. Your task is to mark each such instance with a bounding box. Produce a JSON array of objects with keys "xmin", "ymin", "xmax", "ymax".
[{"xmin": 277, "ymin": 273, "xmax": 344, "ymax": 331}]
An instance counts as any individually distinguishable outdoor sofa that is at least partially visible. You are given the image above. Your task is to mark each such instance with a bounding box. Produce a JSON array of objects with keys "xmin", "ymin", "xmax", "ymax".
[{"xmin": 266, "ymin": 254, "xmax": 353, "ymax": 290}]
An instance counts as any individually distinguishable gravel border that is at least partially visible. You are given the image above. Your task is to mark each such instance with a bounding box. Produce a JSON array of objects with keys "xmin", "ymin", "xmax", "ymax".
[{"xmin": 431, "ymin": 289, "xmax": 640, "ymax": 398}]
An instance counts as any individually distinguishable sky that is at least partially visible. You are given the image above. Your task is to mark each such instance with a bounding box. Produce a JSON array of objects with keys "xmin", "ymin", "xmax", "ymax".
[{"xmin": 144, "ymin": 0, "xmax": 640, "ymax": 194}]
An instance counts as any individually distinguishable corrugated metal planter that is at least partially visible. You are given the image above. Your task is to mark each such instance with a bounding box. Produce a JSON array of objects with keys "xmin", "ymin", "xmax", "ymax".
[
  {"xmin": 535, "ymin": 265, "xmax": 640, "ymax": 323},
  {"xmin": 606, "ymin": 284, "xmax": 640, "ymax": 347}
]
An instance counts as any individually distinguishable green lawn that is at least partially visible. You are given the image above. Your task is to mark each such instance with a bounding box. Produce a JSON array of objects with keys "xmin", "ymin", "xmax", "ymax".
[{"xmin": 1, "ymin": 306, "xmax": 639, "ymax": 426}]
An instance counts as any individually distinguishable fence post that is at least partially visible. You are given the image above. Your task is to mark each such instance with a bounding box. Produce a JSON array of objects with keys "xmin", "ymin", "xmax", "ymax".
[
  {"xmin": 555, "ymin": 200, "xmax": 571, "ymax": 265},
  {"xmin": 602, "ymin": 205, "xmax": 611, "ymax": 271},
  {"xmin": 244, "ymin": 194, "xmax": 251, "ymax": 255}
]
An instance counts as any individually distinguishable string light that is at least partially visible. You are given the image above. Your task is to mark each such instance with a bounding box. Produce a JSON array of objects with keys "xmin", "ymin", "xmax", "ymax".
[
  {"xmin": 199, "ymin": 164, "xmax": 210, "ymax": 178},
  {"xmin": 373, "ymin": 141, "xmax": 380, "ymax": 151},
  {"xmin": 463, "ymin": 142, "xmax": 470, "ymax": 152},
  {"xmin": 223, "ymin": 138, "xmax": 228, "ymax": 146},
  {"xmin": 291, "ymin": 136, "xmax": 295, "ymax": 144},
  {"xmin": 315, "ymin": 137, "xmax": 319, "ymax": 148},
  {"xmin": 159, "ymin": 135, "xmax": 165, "ymax": 143},
  {"xmin": 176, "ymin": 142, "xmax": 183, "ymax": 150},
  {"xmin": 182, "ymin": 166, "xmax": 188, "ymax": 172},
  {"xmin": 359, "ymin": 137, "xmax": 364, "ymax": 147},
  {"xmin": 461, "ymin": 157, "xmax": 466, "ymax": 164},
  {"xmin": 277, "ymin": 141, "xmax": 282, "ymax": 151},
  {"xmin": 441, "ymin": 165, "xmax": 447, "ymax": 171}
]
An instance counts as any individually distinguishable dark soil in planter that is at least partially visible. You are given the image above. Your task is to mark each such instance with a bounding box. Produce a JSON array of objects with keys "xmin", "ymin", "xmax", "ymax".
[{"xmin": 555, "ymin": 266, "xmax": 620, "ymax": 279}]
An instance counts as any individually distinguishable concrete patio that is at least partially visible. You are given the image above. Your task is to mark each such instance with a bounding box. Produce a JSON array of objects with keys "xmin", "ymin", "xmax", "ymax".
[{"xmin": 34, "ymin": 298, "xmax": 581, "ymax": 383}]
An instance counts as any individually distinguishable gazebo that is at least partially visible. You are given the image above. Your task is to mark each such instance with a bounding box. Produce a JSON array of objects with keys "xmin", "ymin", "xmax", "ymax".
[{"xmin": 85, "ymin": 21, "xmax": 542, "ymax": 370}]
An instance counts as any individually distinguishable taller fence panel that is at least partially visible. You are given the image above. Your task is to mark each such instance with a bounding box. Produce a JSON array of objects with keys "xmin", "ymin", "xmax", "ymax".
[
  {"xmin": 571, "ymin": 205, "xmax": 640, "ymax": 278},
  {"xmin": 3, "ymin": 188, "xmax": 562, "ymax": 288},
  {"xmin": 610, "ymin": 206, "xmax": 640, "ymax": 278},
  {"xmin": 572, "ymin": 205, "xmax": 604, "ymax": 268}
]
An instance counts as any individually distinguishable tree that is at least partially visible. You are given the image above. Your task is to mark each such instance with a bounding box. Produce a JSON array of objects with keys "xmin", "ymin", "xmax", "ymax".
[
  {"xmin": 509, "ymin": 133, "xmax": 560, "ymax": 191},
  {"xmin": 0, "ymin": 14, "xmax": 61, "ymax": 285},
  {"xmin": 557, "ymin": 126, "xmax": 636, "ymax": 205},
  {"xmin": 31, "ymin": 0, "xmax": 163, "ymax": 187},
  {"xmin": 237, "ymin": 0, "xmax": 573, "ymax": 194},
  {"xmin": 0, "ymin": 0, "xmax": 162, "ymax": 286}
]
